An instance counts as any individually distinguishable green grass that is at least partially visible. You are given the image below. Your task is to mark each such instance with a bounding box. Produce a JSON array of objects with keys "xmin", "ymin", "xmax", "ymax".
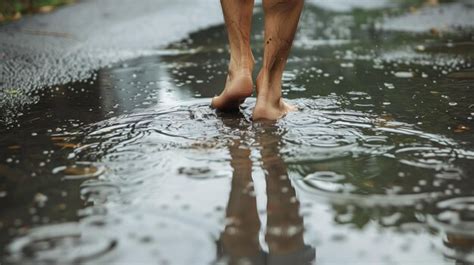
[{"xmin": 0, "ymin": 0, "xmax": 74, "ymax": 21}]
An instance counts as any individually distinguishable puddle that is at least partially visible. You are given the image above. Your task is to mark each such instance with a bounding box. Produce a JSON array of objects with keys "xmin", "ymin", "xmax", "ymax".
[{"xmin": 1, "ymin": 1, "xmax": 474, "ymax": 264}]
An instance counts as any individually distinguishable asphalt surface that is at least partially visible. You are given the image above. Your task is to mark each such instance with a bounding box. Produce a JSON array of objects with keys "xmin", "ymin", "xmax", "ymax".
[{"xmin": 0, "ymin": 0, "xmax": 223, "ymax": 122}]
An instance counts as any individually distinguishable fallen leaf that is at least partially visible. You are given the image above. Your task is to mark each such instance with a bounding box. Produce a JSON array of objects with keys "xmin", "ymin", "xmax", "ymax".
[
  {"xmin": 54, "ymin": 143, "xmax": 80, "ymax": 148},
  {"xmin": 63, "ymin": 165, "xmax": 98, "ymax": 176},
  {"xmin": 38, "ymin": 5, "xmax": 55, "ymax": 13},
  {"xmin": 12, "ymin": 12, "xmax": 21, "ymax": 20},
  {"xmin": 453, "ymin": 124, "xmax": 470, "ymax": 133},
  {"xmin": 430, "ymin": 27, "xmax": 442, "ymax": 37},
  {"xmin": 363, "ymin": 180, "xmax": 374, "ymax": 188}
]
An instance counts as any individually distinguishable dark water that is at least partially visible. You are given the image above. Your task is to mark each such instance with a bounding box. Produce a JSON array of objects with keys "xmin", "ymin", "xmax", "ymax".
[{"xmin": 1, "ymin": 2, "xmax": 474, "ymax": 264}]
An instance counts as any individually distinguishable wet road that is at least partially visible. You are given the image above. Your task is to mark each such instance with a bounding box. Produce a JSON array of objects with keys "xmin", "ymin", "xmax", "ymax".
[
  {"xmin": 0, "ymin": 0, "xmax": 222, "ymax": 124},
  {"xmin": 1, "ymin": 0, "xmax": 474, "ymax": 264}
]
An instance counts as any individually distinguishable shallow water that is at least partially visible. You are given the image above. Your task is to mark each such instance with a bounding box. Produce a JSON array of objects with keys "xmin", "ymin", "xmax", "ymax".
[{"xmin": 1, "ymin": 2, "xmax": 474, "ymax": 264}]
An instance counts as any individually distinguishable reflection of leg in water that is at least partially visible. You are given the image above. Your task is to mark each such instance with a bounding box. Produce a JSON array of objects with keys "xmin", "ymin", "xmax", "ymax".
[
  {"xmin": 445, "ymin": 233, "xmax": 474, "ymax": 264},
  {"xmin": 219, "ymin": 114, "xmax": 315, "ymax": 264},
  {"xmin": 263, "ymin": 148, "xmax": 304, "ymax": 253},
  {"xmin": 219, "ymin": 115, "xmax": 262, "ymax": 264},
  {"xmin": 259, "ymin": 126, "xmax": 316, "ymax": 264}
]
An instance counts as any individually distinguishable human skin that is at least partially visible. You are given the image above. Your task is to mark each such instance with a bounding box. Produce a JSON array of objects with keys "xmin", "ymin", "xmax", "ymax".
[
  {"xmin": 211, "ymin": 0, "xmax": 255, "ymax": 111},
  {"xmin": 212, "ymin": 0, "xmax": 304, "ymax": 120}
]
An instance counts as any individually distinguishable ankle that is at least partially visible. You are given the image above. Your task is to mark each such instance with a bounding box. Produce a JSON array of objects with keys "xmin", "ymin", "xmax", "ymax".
[
  {"xmin": 256, "ymin": 70, "xmax": 282, "ymax": 105},
  {"xmin": 229, "ymin": 51, "xmax": 255, "ymax": 73},
  {"xmin": 229, "ymin": 65, "xmax": 252, "ymax": 77}
]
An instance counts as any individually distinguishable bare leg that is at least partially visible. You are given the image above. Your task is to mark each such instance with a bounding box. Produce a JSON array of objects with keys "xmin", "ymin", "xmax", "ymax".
[
  {"xmin": 212, "ymin": 0, "xmax": 255, "ymax": 111},
  {"xmin": 253, "ymin": 0, "xmax": 303, "ymax": 120}
]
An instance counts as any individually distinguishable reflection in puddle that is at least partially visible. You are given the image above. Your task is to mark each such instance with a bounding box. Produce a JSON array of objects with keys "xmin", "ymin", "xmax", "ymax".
[
  {"xmin": 427, "ymin": 196, "xmax": 474, "ymax": 263},
  {"xmin": 217, "ymin": 114, "xmax": 315, "ymax": 264},
  {"xmin": 6, "ymin": 95, "xmax": 474, "ymax": 264}
]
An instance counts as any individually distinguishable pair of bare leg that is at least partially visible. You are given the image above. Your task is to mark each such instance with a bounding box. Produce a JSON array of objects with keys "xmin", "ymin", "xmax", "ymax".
[{"xmin": 211, "ymin": 0, "xmax": 304, "ymax": 120}]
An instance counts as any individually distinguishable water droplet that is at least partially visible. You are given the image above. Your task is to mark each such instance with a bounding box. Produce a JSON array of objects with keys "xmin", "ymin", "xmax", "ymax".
[{"xmin": 394, "ymin": 71, "xmax": 414, "ymax": 78}]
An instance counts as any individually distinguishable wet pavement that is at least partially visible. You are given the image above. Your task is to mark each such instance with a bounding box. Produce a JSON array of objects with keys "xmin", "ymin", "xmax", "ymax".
[
  {"xmin": 0, "ymin": 0, "xmax": 222, "ymax": 124},
  {"xmin": 1, "ymin": 0, "xmax": 474, "ymax": 264}
]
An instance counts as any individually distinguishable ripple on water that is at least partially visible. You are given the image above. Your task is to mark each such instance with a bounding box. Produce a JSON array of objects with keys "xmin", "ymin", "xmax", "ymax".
[
  {"xmin": 284, "ymin": 111, "xmax": 333, "ymax": 126},
  {"xmin": 394, "ymin": 146, "xmax": 473, "ymax": 181},
  {"xmin": 73, "ymin": 98, "xmax": 473, "ymax": 207},
  {"xmin": 283, "ymin": 99, "xmax": 383, "ymax": 162},
  {"xmin": 428, "ymin": 197, "xmax": 474, "ymax": 263},
  {"xmin": 395, "ymin": 147, "xmax": 458, "ymax": 170},
  {"xmin": 7, "ymin": 222, "xmax": 117, "ymax": 264},
  {"xmin": 148, "ymin": 104, "xmax": 220, "ymax": 141},
  {"xmin": 282, "ymin": 99, "xmax": 474, "ymax": 207},
  {"xmin": 80, "ymin": 179, "xmax": 120, "ymax": 204},
  {"xmin": 286, "ymin": 126, "xmax": 360, "ymax": 148},
  {"xmin": 283, "ymin": 126, "xmax": 362, "ymax": 163},
  {"xmin": 25, "ymin": 97, "xmax": 474, "ymax": 263},
  {"xmin": 178, "ymin": 166, "xmax": 229, "ymax": 180},
  {"xmin": 76, "ymin": 100, "xmax": 225, "ymax": 161},
  {"xmin": 429, "ymin": 197, "xmax": 474, "ymax": 236},
  {"xmin": 7, "ymin": 211, "xmax": 217, "ymax": 264},
  {"xmin": 303, "ymin": 171, "xmax": 352, "ymax": 193},
  {"xmin": 102, "ymin": 150, "xmax": 148, "ymax": 163}
]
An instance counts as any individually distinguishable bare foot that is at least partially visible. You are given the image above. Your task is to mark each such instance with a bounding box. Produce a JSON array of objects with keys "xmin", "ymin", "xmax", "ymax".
[
  {"xmin": 253, "ymin": 99, "xmax": 296, "ymax": 120},
  {"xmin": 211, "ymin": 68, "xmax": 253, "ymax": 111},
  {"xmin": 252, "ymin": 72, "xmax": 297, "ymax": 120}
]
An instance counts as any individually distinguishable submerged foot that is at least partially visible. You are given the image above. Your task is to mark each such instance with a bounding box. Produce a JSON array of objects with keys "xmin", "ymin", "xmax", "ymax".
[
  {"xmin": 252, "ymin": 72, "xmax": 297, "ymax": 120},
  {"xmin": 211, "ymin": 70, "xmax": 253, "ymax": 111},
  {"xmin": 253, "ymin": 98, "xmax": 296, "ymax": 120}
]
